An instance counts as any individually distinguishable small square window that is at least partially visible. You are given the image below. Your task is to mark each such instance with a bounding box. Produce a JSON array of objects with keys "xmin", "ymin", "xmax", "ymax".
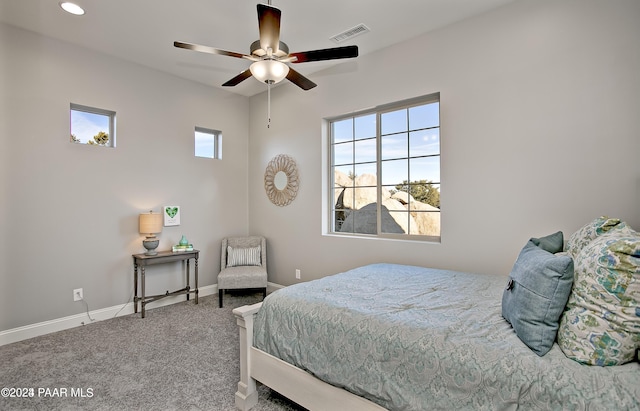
[
  {"xmin": 70, "ymin": 103, "xmax": 115, "ymax": 147},
  {"xmin": 195, "ymin": 127, "xmax": 222, "ymax": 159}
]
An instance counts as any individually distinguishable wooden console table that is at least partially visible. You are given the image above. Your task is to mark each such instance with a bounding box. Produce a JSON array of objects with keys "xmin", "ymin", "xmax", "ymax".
[{"xmin": 132, "ymin": 250, "xmax": 199, "ymax": 318}]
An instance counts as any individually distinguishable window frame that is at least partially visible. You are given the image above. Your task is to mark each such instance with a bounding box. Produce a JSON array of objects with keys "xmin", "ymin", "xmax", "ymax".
[
  {"xmin": 326, "ymin": 92, "xmax": 441, "ymax": 242},
  {"xmin": 70, "ymin": 103, "xmax": 116, "ymax": 148},
  {"xmin": 194, "ymin": 126, "xmax": 222, "ymax": 160}
]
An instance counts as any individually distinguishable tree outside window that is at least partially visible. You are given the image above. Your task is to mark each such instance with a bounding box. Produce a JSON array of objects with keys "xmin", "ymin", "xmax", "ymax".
[{"xmin": 70, "ymin": 104, "xmax": 115, "ymax": 147}]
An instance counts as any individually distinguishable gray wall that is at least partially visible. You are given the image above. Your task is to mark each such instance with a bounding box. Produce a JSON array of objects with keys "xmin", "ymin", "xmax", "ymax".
[
  {"xmin": 1, "ymin": 0, "xmax": 639, "ymax": 333},
  {"xmin": 0, "ymin": 24, "xmax": 250, "ymax": 331},
  {"xmin": 247, "ymin": 0, "xmax": 640, "ymax": 285}
]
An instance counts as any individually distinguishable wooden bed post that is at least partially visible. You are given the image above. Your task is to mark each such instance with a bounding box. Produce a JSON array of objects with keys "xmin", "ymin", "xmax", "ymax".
[{"xmin": 232, "ymin": 303, "xmax": 263, "ymax": 411}]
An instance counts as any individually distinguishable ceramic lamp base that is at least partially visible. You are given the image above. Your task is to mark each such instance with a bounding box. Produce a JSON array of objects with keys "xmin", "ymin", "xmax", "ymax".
[{"xmin": 142, "ymin": 236, "xmax": 159, "ymax": 255}]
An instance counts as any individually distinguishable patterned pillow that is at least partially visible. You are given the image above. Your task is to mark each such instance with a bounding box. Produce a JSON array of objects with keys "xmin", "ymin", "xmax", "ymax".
[
  {"xmin": 557, "ymin": 226, "xmax": 640, "ymax": 365},
  {"xmin": 227, "ymin": 246, "xmax": 261, "ymax": 267},
  {"xmin": 565, "ymin": 216, "xmax": 625, "ymax": 259},
  {"xmin": 502, "ymin": 240, "xmax": 574, "ymax": 356}
]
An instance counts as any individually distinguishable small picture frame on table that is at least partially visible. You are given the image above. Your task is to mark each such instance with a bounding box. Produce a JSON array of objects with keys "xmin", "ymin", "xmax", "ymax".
[{"xmin": 164, "ymin": 205, "xmax": 181, "ymax": 226}]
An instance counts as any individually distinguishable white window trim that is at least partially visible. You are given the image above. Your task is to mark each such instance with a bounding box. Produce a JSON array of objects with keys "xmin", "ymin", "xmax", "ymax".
[
  {"xmin": 324, "ymin": 92, "xmax": 441, "ymax": 243},
  {"xmin": 194, "ymin": 126, "xmax": 222, "ymax": 159},
  {"xmin": 70, "ymin": 103, "xmax": 116, "ymax": 148}
]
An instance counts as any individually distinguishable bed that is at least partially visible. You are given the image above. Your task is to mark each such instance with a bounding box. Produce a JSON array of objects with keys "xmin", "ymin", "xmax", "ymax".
[{"xmin": 232, "ymin": 262, "xmax": 640, "ymax": 411}]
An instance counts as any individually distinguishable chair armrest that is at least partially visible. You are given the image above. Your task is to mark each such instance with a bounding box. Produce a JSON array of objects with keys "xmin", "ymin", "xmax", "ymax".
[{"xmin": 221, "ymin": 238, "xmax": 228, "ymax": 271}]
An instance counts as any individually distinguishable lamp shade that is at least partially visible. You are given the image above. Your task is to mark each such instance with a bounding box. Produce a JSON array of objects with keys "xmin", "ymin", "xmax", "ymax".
[
  {"xmin": 139, "ymin": 212, "xmax": 163, "ymax": 235},
  {"xmin": 250, "ymin": 60, "xmax": 289, "ymax": 84}
]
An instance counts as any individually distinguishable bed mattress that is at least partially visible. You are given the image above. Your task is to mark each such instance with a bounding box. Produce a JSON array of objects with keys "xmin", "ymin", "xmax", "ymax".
[{"xmin": 253, "ymin": 263, "xmax": 640, "ymax": 410}]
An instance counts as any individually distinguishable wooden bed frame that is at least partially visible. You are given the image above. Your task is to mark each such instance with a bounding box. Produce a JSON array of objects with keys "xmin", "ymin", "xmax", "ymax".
[{"xmin": 233, "ymin": 303, "xmax": 386, "ymax": 411}]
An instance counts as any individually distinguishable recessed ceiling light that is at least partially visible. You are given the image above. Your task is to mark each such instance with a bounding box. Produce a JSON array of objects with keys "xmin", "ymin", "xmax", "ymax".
[{"xmin": 59, "ymin": 2, "xmax": 85, "ymax": 16}]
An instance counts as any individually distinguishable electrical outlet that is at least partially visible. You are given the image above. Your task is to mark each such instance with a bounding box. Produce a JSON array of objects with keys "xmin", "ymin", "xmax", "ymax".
[
  {"xmin": 73, "ymin": 288, "xmax": 83, "ymax": 301},
  {"xmin": 295, "ymin": 269, "xmax": 301, "ymax": 280}
]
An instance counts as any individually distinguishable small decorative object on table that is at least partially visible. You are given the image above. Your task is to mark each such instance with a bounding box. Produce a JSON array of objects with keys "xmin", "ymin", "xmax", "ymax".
[
  {"xmin": 173, "ymin": 235, "xmax": 194, "ymax": 252},
  {"xmin": 173, "ymin": 244, "xmax": 194, "ymax": 252}
]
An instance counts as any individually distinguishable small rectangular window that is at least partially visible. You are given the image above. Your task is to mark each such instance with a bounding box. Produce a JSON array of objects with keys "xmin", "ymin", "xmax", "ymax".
[
  {"xmin": 70, "ymin": 103, "xmax": 115, "ymax": 147},
  {"xmin": 195, "ymin": 127, "xmax": 222, "ymax": 159}
]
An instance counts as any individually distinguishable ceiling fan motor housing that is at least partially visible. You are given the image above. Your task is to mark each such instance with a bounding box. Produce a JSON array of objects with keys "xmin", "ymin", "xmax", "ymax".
[{"xmin": 250, "ymin": 40, "xmax": 289, "ymax": 58}]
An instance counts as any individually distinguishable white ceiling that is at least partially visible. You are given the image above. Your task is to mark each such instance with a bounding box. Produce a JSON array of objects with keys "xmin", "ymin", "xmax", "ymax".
[{"xmin": 0, "ymin": 0, "xmax": 517, "ymax": 97}]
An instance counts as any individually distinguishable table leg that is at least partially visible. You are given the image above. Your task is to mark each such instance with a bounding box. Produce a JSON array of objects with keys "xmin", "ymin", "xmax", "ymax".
[
  {"xmin": 194, "ymin": 256, "xmax": 199, "ymax": 304},
  {"xmin": 141, "ymin": 266, "xmax": 146, "ymax": 318},
  {"xmin": 186, "ymin": 259, "xmax": 190, "ymax": 301},
  {"xmin": 133, "ymin": 261, "xmax": 138, "ymax": 314}
]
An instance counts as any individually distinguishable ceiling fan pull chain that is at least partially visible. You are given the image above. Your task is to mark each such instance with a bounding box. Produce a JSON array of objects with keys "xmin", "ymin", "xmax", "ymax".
[{"xmin": 267, "ymin": 82, "xmax": 271, "ymax": 128}]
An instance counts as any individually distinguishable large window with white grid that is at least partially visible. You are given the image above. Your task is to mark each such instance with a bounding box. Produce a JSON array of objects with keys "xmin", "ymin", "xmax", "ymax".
[{"xmin": 329, "ymin": 93, "xmax": 440, "ymax": 241}]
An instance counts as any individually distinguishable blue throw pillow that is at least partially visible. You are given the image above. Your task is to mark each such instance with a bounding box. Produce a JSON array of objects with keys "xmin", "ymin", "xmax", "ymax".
[
  {"xmin": 531, "ymin": 231, "xmax": 564, "ymax": 254},
  {"xmin": 502, "ymin": 240, "xmax": 574, "ymax": 356}
]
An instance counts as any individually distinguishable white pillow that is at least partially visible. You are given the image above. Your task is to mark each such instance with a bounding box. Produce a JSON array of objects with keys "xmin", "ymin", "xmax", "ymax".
[{"xmin": 227, "ymin": 246, "xmax": 261, "ymax": 267}]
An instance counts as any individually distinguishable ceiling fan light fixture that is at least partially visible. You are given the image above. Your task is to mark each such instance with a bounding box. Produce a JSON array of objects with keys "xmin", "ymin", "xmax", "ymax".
[
  {"xmin": 250, "ymin": 60, "xmax": 289, "ymax": 84},
  {"xmin": 59, "ymin": 2, "xmax": 85, "ymax": 15}
]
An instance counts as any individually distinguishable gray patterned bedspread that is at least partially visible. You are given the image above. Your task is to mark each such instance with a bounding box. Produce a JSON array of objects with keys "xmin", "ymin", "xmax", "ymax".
[{"xmin": 253, "ymin": 263, "xmax": 640, "ymax": 411}]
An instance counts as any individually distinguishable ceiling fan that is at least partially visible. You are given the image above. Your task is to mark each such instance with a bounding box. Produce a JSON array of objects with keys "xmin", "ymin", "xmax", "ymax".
[{"xmin": 174, "ymin": 2, "xmax": 359, "ymax": 91}]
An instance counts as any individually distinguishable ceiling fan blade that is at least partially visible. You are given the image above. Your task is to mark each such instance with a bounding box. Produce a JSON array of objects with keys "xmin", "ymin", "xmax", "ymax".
[
  {"xmin": 290, "ymin": 45, "xmax": 359, "ymax": 63},
  {"xmin": 174, "ymin": 41, "xmax": 255, "ymax": 60},
  {"xmin": 286, "ymin": 67, "xmax": 317, "ymax": 91},
  {"xmin": 257, "ymin": 4, "xmax": 281, "ymax": 54},
  {"xmin": 222, "ymin": 69, "xmax": 253, "ymax": 87}
]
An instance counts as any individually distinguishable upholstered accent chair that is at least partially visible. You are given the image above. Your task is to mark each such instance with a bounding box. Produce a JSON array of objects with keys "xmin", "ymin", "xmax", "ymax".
[{"xmin": 218, "ymin": 236, "xmax": 267, "ymax": 308}]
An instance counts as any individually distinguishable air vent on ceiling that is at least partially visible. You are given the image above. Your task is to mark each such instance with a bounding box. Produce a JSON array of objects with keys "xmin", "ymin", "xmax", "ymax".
[{"xmin": 330, "ymin": 23, "xmax": 370, "ymax": 43}]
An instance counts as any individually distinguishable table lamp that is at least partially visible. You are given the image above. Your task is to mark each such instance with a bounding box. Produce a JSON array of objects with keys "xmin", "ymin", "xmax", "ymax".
[{"xmin": 139, "ymin": 211, "xmax": 163, "ymax": 255}]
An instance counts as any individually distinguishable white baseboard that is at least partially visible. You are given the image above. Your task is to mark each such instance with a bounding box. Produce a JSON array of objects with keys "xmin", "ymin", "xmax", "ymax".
[
  {"xmin": 0, "ymin": 284, "xmax": 216, "ymax": 347},
  {"xmin": 0, "ymin": 281, "xmax": 285, "ymax": 347}
]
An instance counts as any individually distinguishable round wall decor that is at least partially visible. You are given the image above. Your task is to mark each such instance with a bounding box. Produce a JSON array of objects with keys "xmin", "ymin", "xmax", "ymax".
[{"xmin": 264, "ymin": 154, "xmax": 299, "ymax": 206}]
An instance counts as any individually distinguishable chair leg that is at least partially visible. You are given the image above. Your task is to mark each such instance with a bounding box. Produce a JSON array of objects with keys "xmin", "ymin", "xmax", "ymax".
[
  {"xmin": 262, "ymin": 288, "xmax": 267, "ymax": 300},
  {"xmin": 219, "ymin": 289, "xmax": 223, "ymax": 308}
]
